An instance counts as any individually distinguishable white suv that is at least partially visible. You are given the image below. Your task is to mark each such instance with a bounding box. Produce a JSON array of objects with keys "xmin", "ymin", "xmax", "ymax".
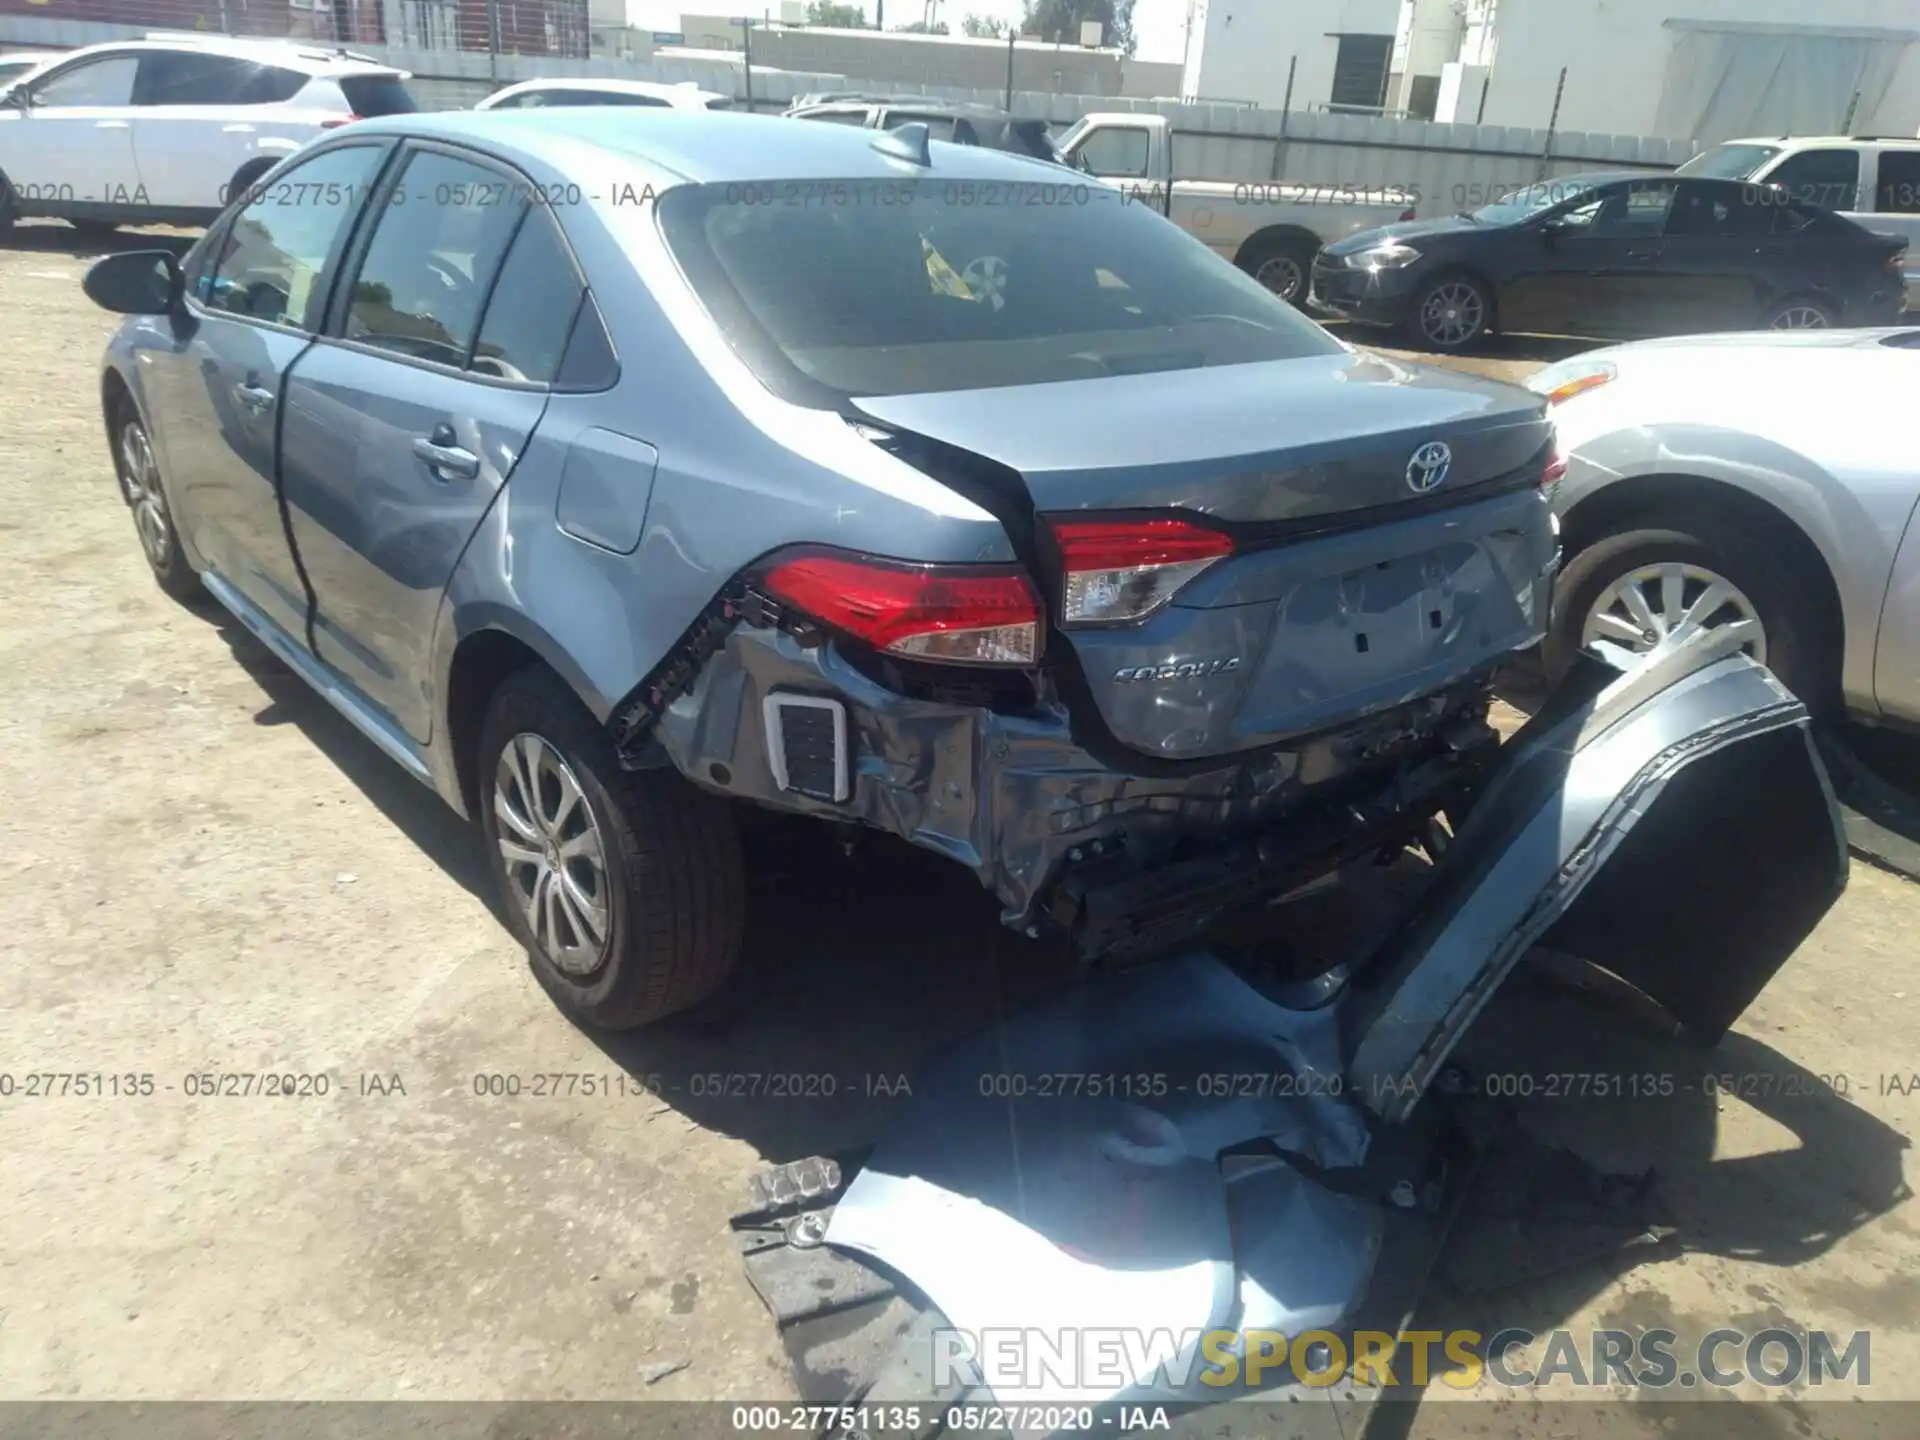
[
  {"xmin": 0, "ymin": 35, "xmax": 416, "ymax": 237},
  {"xmin": 475, "ymin": 77, "xmax": 733, "ymax": 111}
]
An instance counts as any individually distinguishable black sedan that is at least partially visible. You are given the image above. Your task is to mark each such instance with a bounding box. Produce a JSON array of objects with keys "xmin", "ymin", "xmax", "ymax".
[{"xmin": 1309, "ymin": 170, "xmax": 1908, "ymax": 352}]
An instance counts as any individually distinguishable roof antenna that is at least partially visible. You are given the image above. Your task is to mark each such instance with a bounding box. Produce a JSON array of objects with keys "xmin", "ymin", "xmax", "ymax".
[{"xmin": 872, "ymin": 121, "xmax": 933, "ymax": 168}]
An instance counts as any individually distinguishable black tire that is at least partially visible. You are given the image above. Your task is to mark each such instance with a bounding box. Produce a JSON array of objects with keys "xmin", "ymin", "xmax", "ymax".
[
  {"xmin": 70, "ymin": 218, "xmax": 119, "ymax": 237},
  {"xmin": 1405, "ymin": 270, "xmax": 1493, "ymax": 352},
  {"xmin": 1237, "ymin": 234, "xmax": 1318, "ymax": 307},
  {"xmin": 1546, "ymin": 524, "xmax": 1832, "ymax": 709},
  {"xmin": 1760, "ymin": 294, "xmax": 1836, "ymax": 331},
  {"xmin": 477, "ymin": 667, "xmax": 745, "ymax": 1030},
  {"xmin": 109, "ymin": 398, "xmax": 201, "ymax": 603},
  {"xmin": 0, "ymin": 172, "xmax": 15, "ymax": 244}
]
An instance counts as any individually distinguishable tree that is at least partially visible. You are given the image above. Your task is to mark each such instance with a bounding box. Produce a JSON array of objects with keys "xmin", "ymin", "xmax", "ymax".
[
  {"xmin": 961, "ymin": 13, "xmax": 1006, "ymax": 37},
  {"xmin": 895, "ymin": 18, "xmax": 950, "ymax": 32},
  {"xmin": 805, "ymin": 1, "xmax": 866, "ymax": 26},
  {"xmin": 1020, "ymin": 0, "xmax": 1133, "ymax": 53}
]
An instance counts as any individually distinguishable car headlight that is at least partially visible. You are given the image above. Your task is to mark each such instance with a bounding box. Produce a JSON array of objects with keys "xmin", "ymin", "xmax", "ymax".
[
  {"xmin": 1526, "ymin": 358, "xmax": 1617, "ymax": 407},
  {"xmin": 1343, "ymin": 243, "xmax": 1422, "ymax": 270}
]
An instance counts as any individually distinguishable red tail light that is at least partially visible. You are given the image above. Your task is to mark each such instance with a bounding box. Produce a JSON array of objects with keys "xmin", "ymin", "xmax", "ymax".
[
  {"xmin": 1047, "ymin": 515, "xmax": 1235, "ymax": 626},
  {"xmin": 1541, "ymin": 447, "xmax": 1568, "ymax": 488},
  {"xmin": 1399, "ymin": 206, "xmax": 1418, "ymax": 221},
  {"xmin": 761, "ymin": 551, "xmax": 1042, "ymax": 666},
  {"xmin": 320, "ymin": 114, "xmax": 362, "ymax": 129}
]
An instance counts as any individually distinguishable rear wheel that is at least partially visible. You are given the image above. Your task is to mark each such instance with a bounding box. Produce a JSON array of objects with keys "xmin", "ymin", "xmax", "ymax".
[
  {"xmin": 1409, "ymin": 271, "xmax": 1492, "ymax": 352},
  {"xmin": 1237, "ymin": 234, "xmax": 1318, "ymax": 307},
  {"xmin": 1546, "ymin": 524, "xmax": 1831, "ymax": 709},
  {"xmin": 111, "ymin": 401, "xmax": 200, "ymax": 602},
  {"xmin": 477, "ymin": 667, "xmax": 745, "ymax": 1030},
  {"xmin": 1762, "ymin": 295, "xmax": 1836, "ymax": 330}
]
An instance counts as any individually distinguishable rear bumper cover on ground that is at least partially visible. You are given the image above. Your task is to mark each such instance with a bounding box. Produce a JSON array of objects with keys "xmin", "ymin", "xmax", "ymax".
[{"xmin": 735, "ymin": 631, "xmax": 1847, "ymax": 1421}]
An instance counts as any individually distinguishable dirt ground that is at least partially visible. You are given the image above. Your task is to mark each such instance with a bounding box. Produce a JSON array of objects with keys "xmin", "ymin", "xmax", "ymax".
[{"xmin": 1, "ymin": 222, "xmax": 1917, "ymax": 1436}]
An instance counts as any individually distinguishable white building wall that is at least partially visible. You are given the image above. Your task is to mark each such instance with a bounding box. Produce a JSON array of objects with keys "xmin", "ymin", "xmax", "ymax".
[
  {"xmin": 1184, "ymin": 0, "xmax": 1402, "ymax": 110},
  {"xmin": 1475, "ymin": 0, "xmax": 1920, "ymax": 139}
]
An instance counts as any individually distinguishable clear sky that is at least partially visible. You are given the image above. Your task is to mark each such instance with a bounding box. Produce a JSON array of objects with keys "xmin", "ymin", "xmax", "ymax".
[{"xmin": 624, "ymin": 0, "xmax": 1193, "ymax": 64}]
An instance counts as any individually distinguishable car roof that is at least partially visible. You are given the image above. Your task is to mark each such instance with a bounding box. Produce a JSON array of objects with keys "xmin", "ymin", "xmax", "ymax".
[
  {"xmin": 54, "ymin": 36, "xmax": 403, "ymax": 76},
  {"xmin": 1717, "ymin": 135, "xmax": 1920, "ymax": 149},
  {"xmin": 492, "ymin": 77, "xmax": 726, "ymax": 100},
  {"xmin": 347, "ymin": 107, "xmax": 1062, "ymax": 185}
]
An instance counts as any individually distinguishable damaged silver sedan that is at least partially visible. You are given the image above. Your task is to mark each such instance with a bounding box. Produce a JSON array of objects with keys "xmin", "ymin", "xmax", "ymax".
[{"xmin": 87, "ymin": 106, "xmax": 1564, "ymax": 1026}]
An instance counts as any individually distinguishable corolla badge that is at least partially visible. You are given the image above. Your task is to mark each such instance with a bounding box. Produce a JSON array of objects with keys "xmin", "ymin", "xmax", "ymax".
[
  {"xmin": 1406, "ymin": 440, "xmax": 1452, "ymax": 493},
  {"xmin": 1113, "ymin": 658, "xmax": 1242, "ymax": 684}
]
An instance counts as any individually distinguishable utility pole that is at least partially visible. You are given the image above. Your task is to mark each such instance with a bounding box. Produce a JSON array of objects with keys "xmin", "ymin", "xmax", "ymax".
[{"xmin": 742, "ymin": 16, "xmax": 753, "ymax": 110}]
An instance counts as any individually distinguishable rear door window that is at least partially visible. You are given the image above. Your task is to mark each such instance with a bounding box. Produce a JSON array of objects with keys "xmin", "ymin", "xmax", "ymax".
[
  {"xmin": 1761, "ymin": 149, "xmax": 1860, "ymax": 211},
  {"xmin": 1665, "ymin": 181, "xmax": 1772, "ymax": 237},
  {"xmin": 795, "ymin": 107, "xmax": 871, "ymax": 126},
  {"xmin": 338, "ymin": 73, "xmax": 418, "ymax": 116},
  {"xmin": 1876, "ymin": 151, "xmax": 1920, "ymax": 216},
  {"xmin": 878, "ymin": 111, "xmax": 957, "ymax": 141},
  {"xmin": 135, "ymin": 50, "xmax": 304, "ymax": 105},
  {"xmin": 470, "ymin": 207, "xmax": 586, "ymax": 385},
  {"xmin": 339, "ymin": 149, "xmax": 526, "ymax": 368}
]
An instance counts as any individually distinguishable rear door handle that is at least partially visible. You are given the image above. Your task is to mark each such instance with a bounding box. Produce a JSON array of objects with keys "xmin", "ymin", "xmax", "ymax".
[
  {"xmin": 413, "ymin": 426, "xmax": 480, "ymax": 482},
  {"xmin": 233, "ymin": 379, "xmax": 274, "ymax": 413}
]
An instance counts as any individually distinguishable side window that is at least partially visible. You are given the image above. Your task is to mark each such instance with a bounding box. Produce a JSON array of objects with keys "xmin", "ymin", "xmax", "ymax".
[
  {"xmin": 470, "ymin": 207, "xmax": 585, "ymax": 384},
  {"xmin": 31, "ymin": 55, "xmax": 138, "ymax": 107},
  {"xmin": 342, "ymin": 150, "xmax": 527, "ymax": 368},
  {"xmin": 202, "ymin": 144, "xmax": 385, "ymax": 327},
  {"xmin": 1580, "ymin": 181, "xmax": 1675, "ymax": 238},
  {"xmin": 136, "ymin": 51, "xmax": 269, "ymax": 105},
  {"xmin": 1665, "ymin": 181, "xmax": 1772, "ymax": 238},
  {"xmin": 1876, "ymin": 151, "xmax": 1920, "ymax": 216},
  {"xmin": 795, "ymin": 108, "xmax": 870, "ymax": 125},
  {"xmin": 1762, "ymin": 149, "xmax": 1860, "ymax": 211},
  {"xmin": 1073, "ymin": 126, "xmax": 1150, "ymax": 179},
  {"xmin": 881, "ymin": 112, "xmax": 957, "ymax": 141},
  {"xmin": 489, "ymin": 90, "xmax": 533, "ymax": 108}
]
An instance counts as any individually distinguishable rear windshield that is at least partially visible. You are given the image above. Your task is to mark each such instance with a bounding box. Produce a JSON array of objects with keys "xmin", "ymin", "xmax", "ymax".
[
  {"xmin": 1675, "ymin": 144, "xmax": 1782, "ymax": 181},
  {"xmin": 338, "ymin": 74, "xmax": 418, "ymax": 116},
  {"xmin": 704, "ymin": 95, "xmax": 733, "ymax": 110},
  {"xmin": 656, "ymin": 177, "xmax": 1344, "ymax": 399}
]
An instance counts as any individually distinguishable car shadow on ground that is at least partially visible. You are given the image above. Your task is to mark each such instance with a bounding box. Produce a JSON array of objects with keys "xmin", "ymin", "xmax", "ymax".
[{"xmin": 2, "ymin": 218, "xmax": 197, "ymax": 259}]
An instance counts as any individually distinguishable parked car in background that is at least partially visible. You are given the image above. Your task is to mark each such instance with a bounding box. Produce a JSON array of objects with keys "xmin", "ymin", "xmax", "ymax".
[
  {"xmin": 1054, "ymin": 113, "xmax": 1419, "ymax": 305},
  {"xmin": 0, "ymin": 35, "xmax": 415, "ymax": 236},
  {"xmin": 1529, "ymin": 326, "xmax": 1920, "ymax": 722},
  {"xmin": 1677, "ymin": 135, "xmax": 1920, "ymax": 309},
  {"xmin": 83, "ymin": 107, "xmax": 1561, "ymax": 1031},
  {"xmin": 785, "ymin": 95, "xmax": 1061, "ymax": 163},
  {"xmin": 1310, "ymin": 171, "xmax": 1907, "ymax": 352},
  {"xmin": 477, "ymin": 78, "xmax": 731, "ymax": 112},
  {"xmin": 0, "ymin": 51, "xmax": 57, "ymax": 94}
]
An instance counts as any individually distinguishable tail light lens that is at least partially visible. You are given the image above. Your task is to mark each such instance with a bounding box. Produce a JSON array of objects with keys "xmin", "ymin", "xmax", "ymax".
[
  {"xmin": 761, "ymin": 551, "xmax": 1042, "ymax": 666},
  {"xmin": 1399, "ymin": 206, "xmax": 1418, "ymax": 221},
  {"xmin": 319, "ymin": 114, "xmax": 362, "ymax": 129},
  {"xmin": 1541, "ymin": 445, "xmax": 1568, "ymax": 488},
  {"xmin": 1047, "ymin": 515, "xmax": 1235, "ymax": 626},
  {"xmin": 1887, "ymin": 249, "xmax": 1906, "ymax": 275}
]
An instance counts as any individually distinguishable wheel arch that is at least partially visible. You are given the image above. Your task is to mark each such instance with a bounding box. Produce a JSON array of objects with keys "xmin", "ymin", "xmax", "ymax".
[
  {"xmin": 1231, "ymin": 223, "xmax": 1322, "ymax": 268},
  {"xmin": 1558, "ymin": 471, "xmax": 1847, "ymax": 690},
  {"xmin": 434, "ymin": 611, "xmax": 612, "ymax": 822}
]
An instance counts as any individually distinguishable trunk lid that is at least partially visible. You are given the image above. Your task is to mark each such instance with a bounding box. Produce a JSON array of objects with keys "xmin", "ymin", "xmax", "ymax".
[{"xmin": 854, "ymin": 354, "xmax": 1556, "ymax": 761}]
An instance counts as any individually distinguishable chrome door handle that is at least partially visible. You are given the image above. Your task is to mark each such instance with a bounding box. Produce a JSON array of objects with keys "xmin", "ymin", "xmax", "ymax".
[
  {"xmin": 412, "ymin": 435, "xmax": 480, "ymax": 481},
  {"xmin": 233, "ymin": 381, "xmax": 273, "ymax": 412}
]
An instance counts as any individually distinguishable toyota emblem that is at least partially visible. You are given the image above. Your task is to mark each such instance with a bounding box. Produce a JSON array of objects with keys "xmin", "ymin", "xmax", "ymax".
[{"xmin": 1406, "ymin": 441, "xmax": 1452, "ymax": 494}]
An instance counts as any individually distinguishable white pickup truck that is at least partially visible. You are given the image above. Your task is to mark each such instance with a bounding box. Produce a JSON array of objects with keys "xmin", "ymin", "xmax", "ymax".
[
  {"xmin": 1676, "ymin": 135, "xmax": 1920, "ymax": 309},
  {"xmin": 1054, "ymin": 113, "xmax": 1418, "ymax": 305}
]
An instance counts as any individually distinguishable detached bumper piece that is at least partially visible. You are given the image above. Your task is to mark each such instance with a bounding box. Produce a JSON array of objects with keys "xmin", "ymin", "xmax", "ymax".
[{"xmin": 732, "ymin": 632, "xmax": 1846, "ymax": 1429}]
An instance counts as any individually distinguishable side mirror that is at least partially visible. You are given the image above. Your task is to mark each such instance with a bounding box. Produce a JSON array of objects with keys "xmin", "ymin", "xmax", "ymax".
[
  {"xmin": 83, "ymin": 249, "xmax": 182, "ymax": 316},
  {"xmin": 3, "ymin": 86, "xmax": 29, "ymax": 111},
  {"xmin": 1538, "ymin": 218, "xmax": 1566, "ymax": 244}
]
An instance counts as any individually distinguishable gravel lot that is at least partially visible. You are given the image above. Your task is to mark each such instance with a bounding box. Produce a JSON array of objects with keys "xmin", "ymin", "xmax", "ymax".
[{"xmin": 1, "ymin": 223, "xmax": 1916, "ymax": 1434}]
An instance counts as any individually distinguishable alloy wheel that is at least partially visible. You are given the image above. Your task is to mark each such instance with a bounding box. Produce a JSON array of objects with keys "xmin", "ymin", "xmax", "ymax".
[
  {"xmin": 1419, "ymin": 281, "xmax": 1484, "ymax": 348},
  {"xmin": 118, "ymin": 420, "xmax": 172, "ymax": 571},
  {"xmin": 494, "ymin": 733, "xmax": 612, "ymax": 976},
  {"xmin": 1581, "ymin": 562, "xmax": 1767, "ymax": 666},
  {"xmin": 1255, "ymin": 254, "xmax": 1305, "ymax": 303},
  {"xmin": 1769, "ymin": 304, "xmax": 1829, "ymax": 330}
]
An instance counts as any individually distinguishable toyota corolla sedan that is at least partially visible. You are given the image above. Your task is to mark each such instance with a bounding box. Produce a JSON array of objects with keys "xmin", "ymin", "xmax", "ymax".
[{"xmin": 82, "ymin": 108, "xmax": 1575, "ymax": 1029}]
